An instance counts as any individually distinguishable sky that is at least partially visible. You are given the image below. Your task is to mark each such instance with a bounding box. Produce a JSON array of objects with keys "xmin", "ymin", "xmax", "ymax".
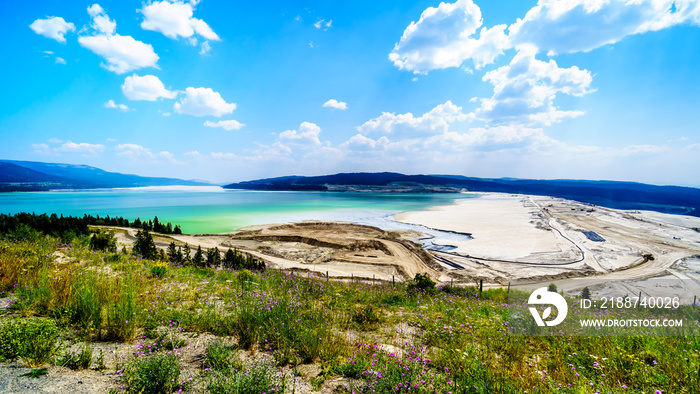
[{"xmin": 2, "ymin": 0, "xmax": 700, "ymax": 186}]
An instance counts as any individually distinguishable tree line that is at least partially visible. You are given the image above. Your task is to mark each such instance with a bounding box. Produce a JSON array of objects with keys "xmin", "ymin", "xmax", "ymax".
[
  {"xmin": 0, "ymin": 212, "xmax": 182, "ymax": 241},
  {"xmin": 92, "ymin": 228, "xmax": 265, "ymax": 271}
]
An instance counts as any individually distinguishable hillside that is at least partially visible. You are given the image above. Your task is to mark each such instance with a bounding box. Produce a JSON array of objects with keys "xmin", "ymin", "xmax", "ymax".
[
  {"xmin": 224, "ymin": 172, "xmax": 700, "ymax": 217},
  {"xmin": 0, "ymin": 160, "xmax": 209, "ymax": 192}
]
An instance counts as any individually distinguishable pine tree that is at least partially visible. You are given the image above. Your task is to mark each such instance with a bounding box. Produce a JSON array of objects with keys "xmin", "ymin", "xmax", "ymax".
[
  {"xmin": 176, "ymin": 246, "xmax": 184, "ymax": 264},
  {"xmin": 167, "ymin": 242, "xmax": 178, "ymax": 263},
  {"xmin": 193, "ymin": 245, "xmax": 204, "ymax": 268},
  {"xmin": 133, "ymin": 229, "xmax": 157, "ymax": 260},
  {"xmin": 182, "ymin": 244, "xmax": 191, "ymax": 263},
  {"xmin": 224, "ymin": 248, "xmax": 236, "ymax": 269}
]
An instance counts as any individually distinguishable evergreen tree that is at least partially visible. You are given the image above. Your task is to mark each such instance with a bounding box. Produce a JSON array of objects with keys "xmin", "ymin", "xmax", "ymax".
[
  {"xmin": 173, "ymin": 225, "xmax": 182, "ymax": 235},
  {"xmin": 581, "ymin": 287, "xmax": 591, "ymax": 300},
  {"xmin": 167, "ymin": 242, "xmax": 179, "ymax": 263},
  {"xmin": 182, "ymin": 244, "xmax": 191, "ymax": 263},
  {"xmin": 133, "ymin": 229, "xmax": 157, "ymax": 260},
  {"xmin": 159, "ymin": 248, "xmax": 167, "ymax": 261},
  {"xmin": 192, "ymin": 245, "xmax": 204, "ymax": 268},
  {"xmin": 176, "ymin": 246, "xmax": 184, "ymax": 264},
  {"xmin": 224, "ymin": 248, "xmax": 237, "ymax": 269}
]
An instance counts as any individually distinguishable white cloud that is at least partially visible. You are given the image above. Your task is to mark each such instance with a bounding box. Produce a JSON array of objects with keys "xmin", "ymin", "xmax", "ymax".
[
  {"xmin": 314, "ymin": 19, "xmax": 332, "ymax": 30},
  {"xmin": 78, "ymin": 5, "xmax": 159, "ymax": 74},
  {"xmin": 29, "ymin": 17, "xmax": 75, "ymax": 43},
  {"xmin": 87, "ymin": 4, "xmax": 116, "ymax": 35},
  {"xmin": 55, "ymin": 57, "xmax": 66, "ymax": 64},
  {"xmin": 389, "ymin": 0, "xmax": 510, "ymax": 73},
  {"xmin": 474, "ymin": 45, "xmax": 594, "ymax": 126},
  {"xmin": 199, "ymin": 41, "xmax": 211, "ymax": 55},
  {"xmin": 341, "ymin": 134, "xmax": 392, "ymax": 151},
  {"xmin": 55, "ymin": 141, "xmax": 105, "ymax": 155},
  {"xmin": 104, "ymin": 99, "xmax": 129, "ymax": 111},
  {"xmin": 47, "ymin": 138, "xmax": 63, "ymax": 144},
  {"xmin": 204, "ymin": 120, "xmax": 245, "ymax": 130},
  {"xmin": 121, "ymin": 74, "xmax": 177, "ymax": 101},
  {"xmin": 357, "ymin": 101, "xmax": 468, "ymax": 135},
  {"xmin": 174, "ymin": 87, "xmax": 236, "ymax": 117},
  {"xmin": 31, "ymin": 143, "xmax": 51, "ymax": 155},
  {"xmin": 278, "ymin": 122, "xmax": 323, "ymax": 146},
  {"xmin": 322, "ymin": 99, "xmax": 348, "ymax": 110},
  {"xmin": 509, "ymin": 0, "xmax": 700, "ymax": 56},
  {"xmin": 140, "ymin": 0, "xmax": 220, "ymax": 41},
  {"xmin": 115, "ymin": 143, "xmax": 175, "ymax": 161}
]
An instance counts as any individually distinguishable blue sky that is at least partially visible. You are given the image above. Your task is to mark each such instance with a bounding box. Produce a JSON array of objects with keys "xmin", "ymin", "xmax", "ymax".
[{"xmin": 2, "ymin": 0, "xmax": 700, "ymax": 186}]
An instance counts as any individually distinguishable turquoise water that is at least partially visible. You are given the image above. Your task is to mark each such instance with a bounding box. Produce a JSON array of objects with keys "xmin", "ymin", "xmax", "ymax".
[{"xmin": 0, "ymin": 186, "xmax": 472, "ymax": 234}]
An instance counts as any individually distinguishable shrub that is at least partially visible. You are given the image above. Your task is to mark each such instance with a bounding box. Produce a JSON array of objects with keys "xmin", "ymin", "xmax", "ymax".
[
  {"xmin": 548, "ymin": 283, "xmax": 558, "ymax": 292},
  {"xmin": 407, "ymin": 273, "xmax": 436, "ymax": 293},
  {"xmin": 352, "ymin": 305, "xmax": 383, "ymax": 328},
  {"xmin": 204, "ymin": 342, "xmax": 241, "ymax": 372},
  {"xmin": 121, "ymin": 353, "xmax": 181, "ymax": 394},
  {"xmin": 0, "ymin": 318, "xmax": 59, "ymax": 366},
  {"xmin": 150, "ymin": 263, "xmax": 168, "ymax": 279},
  {"xmin": 206, "ymin": 362, "xmax": 286, "ymax": 394},
  {"xmin": 57, "ymin": 343, "xmax": 93, "ymax": 370}
]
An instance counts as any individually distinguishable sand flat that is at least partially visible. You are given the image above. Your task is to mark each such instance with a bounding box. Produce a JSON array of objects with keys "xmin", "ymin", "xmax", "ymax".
[{"xmin": 395, "ymin": 193, "xmax": 569, "ymax": 261}]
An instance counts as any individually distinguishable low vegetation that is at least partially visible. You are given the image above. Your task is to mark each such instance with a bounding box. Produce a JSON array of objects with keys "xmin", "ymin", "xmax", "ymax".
[{"xmin": 1, "ymin": 226, "xmax": 699, "ymax": 393}]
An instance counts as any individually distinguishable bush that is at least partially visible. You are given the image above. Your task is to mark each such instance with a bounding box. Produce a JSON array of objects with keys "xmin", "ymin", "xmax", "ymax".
[
  {"xmin": 0, "ymin": 318, "xmax": 59, "ymax": 366},
  {"xmin": 150, "ymin": 263, "xmax": 168, "ymax": 279},
  {"xmin": 407, "ymin": 273, "xmax": 436, "ymax": 293},
  {"xmin": 548, "ymin": 283, "xmax": 558, "ymax": 292},
  {"xmin": 352, "ymin": 305, "xmax": 383, "ymax": 328},
  {"xmin": 57, "ymin": 343, "xmax": 93, "ymax": 370},
  {"xmin": 206, "ymin": 362, "xmax": 286, "ymax": 394},
  {"xmin": 204, "ymin": 342, "xmax": 241, "ymax": 372},
  {"xmin": 121, "ymin": 353, "xmax": 181, "ymax": 394}
]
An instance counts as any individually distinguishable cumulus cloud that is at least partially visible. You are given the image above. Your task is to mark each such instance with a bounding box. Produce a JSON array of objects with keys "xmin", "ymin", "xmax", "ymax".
[
  {"xmin": 121, "ymin": 74, "xmax": 177, "ymax": 101},
  {"xmin": 389, "ymin": 0, "xmax": 510, "ymax": 73},
  {"xmin": 278, "ymin": 122, "xmax": 323, "ymax": 146},
  {"xmin": 357, "ymin": 101, "xmax": 468, "ymax": 135},
  {"xmin": 115, "ymin": 143, "xmax": 175, "ymax": 161},
  {"xmin": 55, "ymin": 57, "xmax": 67, "ymax": 64},
  {"xmin": 55, "ymin": 141, "xmax": 105, "ymax": 155},
  {"xmin": 203, "ymin": 120, "xmax": 245, "ymax": 130},
  {"xmin": 29, "ymin": 17, "xmax": 75, "ymax": 43},
  {"xmin": 340, "ymin": 134, "xmax": 392, "ymax": 151},
  {"xmin": 473, "ymin": 45, "xmax": 594, "ymax": 126},
  {"xmin": 104, "ymin": 99, "xmax": 129, "ymax": 111},
  {"xmin": 509, "ymin": 0, "xmax": 700, "ymax": 56},
  {"xmin": 174, "ymin": 87, "xmax": 236, "ymax": 117},
  {"xmin": 322, "ymin": 99, "xmax": 348, "ymax": 110},
  {"xmin": 140, "ymin": 0, "xmax": 220, "ymax": 41},
  {"xmin": 78, "ymin": 4, "xmax": 159, "ymax": 74}
]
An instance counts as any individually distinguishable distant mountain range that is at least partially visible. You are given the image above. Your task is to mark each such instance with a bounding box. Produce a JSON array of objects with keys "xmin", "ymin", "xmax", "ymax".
[
  {"xmin": 224, "ymin": 172, "xmax": 700, "ymax": 217},
  {"xmin": 0, "ymin": 160, "xmax": 209, "ymax": 192}
]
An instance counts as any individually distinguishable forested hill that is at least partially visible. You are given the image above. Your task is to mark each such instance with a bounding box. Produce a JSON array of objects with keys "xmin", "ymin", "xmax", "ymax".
[
  {"xmin": 224, "ymin": 172, "xmax": 700, "ymax": 217},
  {"xmin": 0, "ymin": 160, "xmax": 209, "ymax": 191}
]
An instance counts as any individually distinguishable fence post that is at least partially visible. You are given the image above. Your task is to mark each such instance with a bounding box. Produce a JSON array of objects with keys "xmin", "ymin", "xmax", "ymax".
[
  {"xmin": 392, "ymin": 275, "xmax": 395, "ymax": 286},
  {"xmin": 479, "ymin": 279, "xmax": 483, "ymax": 296}
]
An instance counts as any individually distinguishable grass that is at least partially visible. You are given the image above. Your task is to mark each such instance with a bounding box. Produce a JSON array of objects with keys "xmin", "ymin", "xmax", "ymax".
[
  {"xmin": 57, "ymin": 343, "xmax": 93, "ymax": 370},
  {"xmin": 120, "ymin": 352, "xmax": 182, "ymax": 394},
  {"xmin": 1, "ymin": 232, "xmax": 700, "ymax": 393},
  {"xmin": 206, "ymin": 361, "xmax": 286, "ymax": 394}
]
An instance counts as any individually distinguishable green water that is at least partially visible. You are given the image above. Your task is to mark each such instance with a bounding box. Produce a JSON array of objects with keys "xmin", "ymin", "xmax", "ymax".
[{"xmin": 0, "ymin": 187, "xmax": 471, "ymax": 234}]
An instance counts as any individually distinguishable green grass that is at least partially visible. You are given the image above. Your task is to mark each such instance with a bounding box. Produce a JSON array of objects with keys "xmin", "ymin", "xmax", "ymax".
[
  {"xmin": 121, "ymin": 352, "xmax": 182, "ymax": 394},
  {"xmin": 56, "ymin": 343, "xmax": 93, "ymax": 370}
]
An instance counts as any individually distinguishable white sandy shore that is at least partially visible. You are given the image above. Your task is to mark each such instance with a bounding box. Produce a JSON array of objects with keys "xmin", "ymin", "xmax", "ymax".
[{"xmin": 395, "ymin": 193, "xmax": 566, "ymax": 261}]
